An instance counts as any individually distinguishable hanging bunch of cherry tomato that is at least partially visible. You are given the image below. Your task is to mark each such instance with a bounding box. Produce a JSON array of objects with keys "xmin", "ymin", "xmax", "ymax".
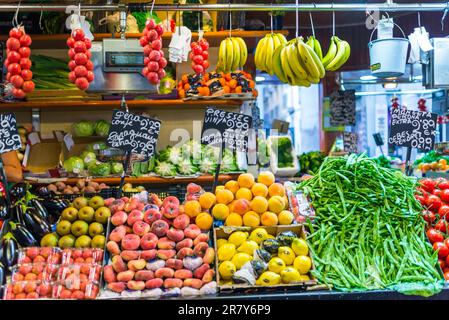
[
  {"xmin": 5, "ymin": 27, "xmax": 35, "ymax": 98},
  {"xmin": 190, "ymin": 38, "xmax": 209, "ymax": 75},
  {"xmin": 417, "ymin": 177, "xmax": 449, "ymax": 280},
  {"xmin": 140, "ymin": 19, "xmax": 167, "ymax": 85},
  {"xmin": 67, "ymin": 29, "xmax": 94, "ymax": 90}
]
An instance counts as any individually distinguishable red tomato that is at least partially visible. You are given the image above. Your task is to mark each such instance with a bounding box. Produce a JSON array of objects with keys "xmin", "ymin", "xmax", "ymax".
[
  {"xmin": 9, "ymin": 27, "xmax": 23, "ymax": 39},
  {"xmin": 12, "ymin": 88, "xmax": 25, "ymax": 99},
  {"xmin": 436, "ymin": 219, "xmax": 448, "ymax": 232},
  {"xmin": 75, "ymin": 77, "xmax": 89, "ymax": 90},
  {"xmin": 441, "ymin": 189, "xmax": 449, "ymax": 203},
  {"xmin": 433, "ymin": 242, "xmax": 449, "ymax": 258},
  {"xmin": 66, "ymin": 37, "xmax": 75, "ymax": 48},
  {"xmin": 439, "ymin": 205, "xmax": 449, "ymax": 219},
  {"xmin": 73, "ymin": 40, "xmax": 87, "ymax": 53},
  {"xmin": 68, "ymin": 48, "xmax": 76, "ymax": 60},
  {"xmin": 19, "ymin": 34, "xmax": 32, "ymax": 47},
  {"xmin": 85, "ymin": 60, "xmax": 94, "ymax": 71},
  {"xmin": 444, "ymin": 271, "xmax": 449, "ymax": 281},
  {"xmin": 416, "ymin": 195, "xmax": 427, "ymax": 206},
  {"xmin": 21, "ymin": 69, "xmax": 33, "ymax": 81},
  {"xmin": 6, "ymin": 37, "xmax": 20, "ymax": 51},
  {"xmin": 433, "ymin": 189, "xmax": 443, "ymax": 198},
  {"xmin": 68, "ymin": 71, "xmax": 76, "ymax": 83},
  {"xmin": 445, "ymin": 254, "xmax": 449, "ymax": 267},
  {"xmin": 74, "ymin": 53, "xmax": 88, "ymax": 66},
  {"xmin": 18, "ymin": 46, "xmax": 31, "ymax": 58},
  {"xmin": 4, "ymin": 59, "xmax": 9, "ymax": 67},
  {"xmin": 192, "ymin": 46, "xmax": 203, "ymax": 55},
  {"xmin": 439, "ymin": 180, "xmax": 449, "ymax": 190},
  {"xmin": 6, "ymin": 72, "xmax": 11, "ymax": 81},
  {"xmin": 74, "ymin": 65, "xmax": 88, "ymax": 78},
  {"xmin": 199, "ymin": 39, "xmax": 209, "ymax": 50},
  {"xmin": 22, "ymin": 81, "xmax": 34, "ymax": 93},
  {"xmin": 7, "ymin": 63, "xmax": 21, "ymax": 75},
  {"xmin": 139, "ymin": 36, "xmax": 148, "ymax": 47},
  {"xmin": 84, "ymin": 38, "xmax": 92, "ymax": 49},
  {"xmin": 19, "ymin": 58, "xmax": 31, "ymax": 70},
  {"xmin": 86, "ymin": 71, "xmax": 94, "ymax": 83},
  {"xmin": 423, "ymin": 210, "xmax": 436, "ymax": 224},
  {"xmin": 421, "ymin": 178, "xmax": 437, "ymax": 193},
  {"xmin": 68, "ymin": 60, "xmax": 77, "ymax": 71},
  {"xmin": 85, "ymin": 50, "xmax": 92, "ymax": 59},
  {"xmin": 72, "ymin": 29, "xmax": 85, "ymax": 41},
  {"xmin": 202, "ymin": 50, "xmax": 209, "ymax": 60},
  {"xmin": 416, "ymin": 186, "xmax": 430, "ymax": 197},
  {"xmin": 7, "ymin": 51, "xmax": 21, "ymax": 63},
  {"xmin": 427, "ymin": 195, "xmax": 442, "ymax": 211},
  {"xmin": 427, "ymin": 228, "xmax": 444, "ymax": 243},
  {"xmin": 445, "ymin": 238, "xmax": 449, "ymax": 248},
  {"xmin": 9, "ymin": 75, "xmax": 23, "ymax": 88},
  {"xmin": 439, "ymin": 259, "xmax": 446, "ymax": 270}
]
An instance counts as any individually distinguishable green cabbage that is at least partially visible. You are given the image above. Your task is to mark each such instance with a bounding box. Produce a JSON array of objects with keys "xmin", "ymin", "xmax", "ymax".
[
  {"xmin": 94, "ymin": 120, "xmax": 111, "ymax": 137},
  {"xmin": 88, "ymin": 162, "xmax": 111, "ymax": 176},
  {"xmin": 85, "ymin": 141, "xmax": 107, "ymax": 152},
  {"xmin": 177, "ymin": 159, "xmax": 198, "ymax": 175},
  {"xmin": 63, "ymin": 156, "xmax": 85, "ymax": 174},
  {"xmin": 111, "ymin": 162, "xmax": 124, "ymax": 174},
  {"xmin": 80, "ymin": 151, "xmax": 96, "ymax": 166},
  {"xmin": 73, "ymin": 121, "xmax": 94, "ymax": 137},
  {"xmin": 155, "ymin": 161, "xmax": 177, "ymax": 176}
]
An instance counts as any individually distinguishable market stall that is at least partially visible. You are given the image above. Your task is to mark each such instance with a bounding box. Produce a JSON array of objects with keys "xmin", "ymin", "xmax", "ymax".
[{"xmin": 0, "ymin": 1, "xmax": 449, "ymax": 302}]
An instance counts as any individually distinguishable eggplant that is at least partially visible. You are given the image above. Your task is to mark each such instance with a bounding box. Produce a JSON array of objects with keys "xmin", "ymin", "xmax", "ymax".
[
  {"xmin": 29, "ymin": 198, "xmax": 51, "ymax": 223},
  {"xmin": 9, "ymin": 182, "xmax": 28, "ymax": 202},
  {"xmin": 0, "ymin": 197, "xmax": 9, "ymax": 219},
  {"xmin": 23, "ymin": 208, "xmax": 51, "ymax": 241},
  {"xmin": 1, "ymin": 233, "xmax": 18, "ymax": 270},
  {"xmin": 35, "ymin": 186, "xmax": 51, "ymax": 198},
  {"xmin": 9, "ymin": 222, "xmax": 38, "ymax": 247},
  {"xmin": 10, "ymin": 205, "xmax": 25, "ymax": 225},
  {"xmin": 41, "ymin": 198, "xmax": 69, "ymax": 223}
]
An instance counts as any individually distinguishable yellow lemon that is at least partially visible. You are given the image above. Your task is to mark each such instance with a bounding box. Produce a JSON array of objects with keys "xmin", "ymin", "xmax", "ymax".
[
  {"xmin": 231, "ymin": 252, "xmax": 253, "ymax": 269},
  {"xmin": 256, "ymin": 271, "xmax": 281, "ymax": 286},
  {"xmin": 268, "ymin": 257, "xmax": 286, "ymax": 274},
  {"xmin": 217, "ymin": 239, "xmax": 228, "ymax": 249},
  {"xmin": 248, "ymin": 227, "xmax": 269, "ymax": 244},
  {"xmin": 237, "ymin": 240, "xmax": 259, "ymax": 256},
  {"xmin": 228, "ymin": 231, "xmax": 249, "ymax": 247},
  {"xmin": 278, "ymin": 246, "xmax": 295, "ymax": 265},
  {"xmin": 280, "ymin": 267, "xmax": 301, "ymax": 284},
  {"xmin": 293, "ymin": 255, "xmax": 312, "ymax": 274},
  {"xmin": 291, "ymin": 238, "xmax": 309, "ymax": 256},
  {"xmin": 298, "ymin": 274, "xmax": 311, "ymax": 281},
  {"xmin": 218, "ymin": 261, "xmax": 236, "ymax": 280},
  {"xmin": 217, "ymin": 243, "xmax": 236, "ymax": 261}
]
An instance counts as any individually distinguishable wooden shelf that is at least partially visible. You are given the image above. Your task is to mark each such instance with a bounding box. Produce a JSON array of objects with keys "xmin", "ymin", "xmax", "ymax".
[
  {"xmin": 0, "ymin": 99, "xmax": 243, "ymax": 111},
  {"xmin": 26, "ymin": 174, "xmax": 239, "ymax": 185}
]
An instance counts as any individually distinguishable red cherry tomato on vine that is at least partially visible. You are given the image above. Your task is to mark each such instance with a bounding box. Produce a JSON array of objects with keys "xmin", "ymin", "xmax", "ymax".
[
  {"xmin": 439, "ymin": 205, "xmax": 449, "ymax": 219},
  {"xmin": 427, "ymin": 228, "xmax": 444, "ymax": 244},
  {"xmin": 9, "ymin": 27, "xmax": 23, "ymax": 39},
  {"xmin": 421, "ymin": 178, "xmax": 437, "ymax": 193},
  {"xmin": 72, "ymin": 29, "xmax": 85, "ymax": 41},
  {"xmin": 423, "ymin": 210, "xmax": 436, "ymax": 224},
  {"xmin": 427, "ymin": 195, "xmax": 442, "ymax": 211},
  {"xmin": 433, "ymin": 242, "xmax": 449, "ymax": 258}
]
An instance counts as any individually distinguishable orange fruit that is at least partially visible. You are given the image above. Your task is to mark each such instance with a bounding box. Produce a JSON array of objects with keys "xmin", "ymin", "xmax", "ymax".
[
  {"xmin": 237, "ymin": 173, "xmax": 255, "ymax": 189},
  {"xmin": 268, "ymin": 183, "xmax": 285, "ymax": 197},
  {"xmin": 225, "ymin": 180, "xmax": 240, "ymax": 194},
  {"xmin": 225, "ymin": 213, "xmax": 243, "ymax": 226},
  {"xmin": 184, "ymin": 200, "xmax": 202, "ymax": 218},
  {"xmin": 278, "ymin": 210, "xmax": 294, "ymax": 225},
  {"xmin": 235, "ymin": 187, "xmax": 253, "ymax": 201},
  {"xmin": 243, "ymin": 211, "xmax": 261, "ymax": 227},
  {"xmin": 268, "ymin": 196, "xmax": 286, "ymax": 214},
  {"xmin": 216, "ymin": 189, "xmax": 234, "ymax": 204},
  {"xmin": 195, "ymin": 212, "xmax": 214, "ymax": 230},
  {"xmin": 251, "ymin": 183, "xmax": 268, "ymax": 197},
  {"xmin": 212, "ymin": 203, "xmax": 230, "ymax": 220},
  {"xmin": 250, "ymin": 196, "xmax": 269, "ymax": 214},
  {"xmin": 257, "ymin": 171, "xmax": 275, "ymax": 186},
  {"xmin": 260, "ymin": 211, "xmax": 278, "ymax": 226},
  {"xmin": 199, "ymin": 192, "xmax": 216, "ymax": 210}
]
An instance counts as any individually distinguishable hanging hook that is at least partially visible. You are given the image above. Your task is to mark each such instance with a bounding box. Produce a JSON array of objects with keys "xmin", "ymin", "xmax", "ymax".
[
  {"xmin": 332, "ymin": 3, "xmax": 335, "ymax": 36},
  {"xmin": 295, "ymin": 0, "xmax": 299, "ymax": 38},
  {"xmin": 13, "ymin": 0, "xmax": 21, "ymax": 29},
  {"xmin": 442, "ymin": 3, "xmax": 449, "ymax": 31},
  {"xmin": 417, "ymin": 11, "xmax": 421, "ymax": 27},
  {"xmin": 270, "ymin": 2, "xmax": 273, "ymax": 34},
  {"xmin": 39, "ymin": 3, "xmax": 44, "ymax": 31},
  {"xmin": 309, "ymin": 12, "xmax": 315, "ymax": 38},
  {"xmin": 228, "ymin": 1, "xmax": 232, "ymax": 38},
  {"xmin": 149, "ymin": 0, "xmax": 155, "ymax": 17}
]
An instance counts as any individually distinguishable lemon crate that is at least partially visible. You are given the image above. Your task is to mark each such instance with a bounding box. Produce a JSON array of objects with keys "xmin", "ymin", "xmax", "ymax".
[{"xmin": 213, "ymin": 225, "xmax": 321, "ymax": 293}]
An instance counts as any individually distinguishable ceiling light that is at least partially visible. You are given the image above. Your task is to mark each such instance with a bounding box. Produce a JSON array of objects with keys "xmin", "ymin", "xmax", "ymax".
[{"xmin": 360, "ymin": 75, "xmax": 377, "ymax": 81}]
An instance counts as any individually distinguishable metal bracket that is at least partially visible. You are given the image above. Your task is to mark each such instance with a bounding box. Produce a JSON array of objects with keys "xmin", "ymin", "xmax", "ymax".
[
  {"xmin": 118, "ymin": 3, "xmax": 126, "ymax": 39},
  {"xmin": 31, "ymin": 108, "xmax": 40, "ymax": 132}
]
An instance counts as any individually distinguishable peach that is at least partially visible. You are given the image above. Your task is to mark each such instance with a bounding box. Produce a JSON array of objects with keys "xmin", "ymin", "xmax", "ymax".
[
  {"xmin": 108, "ymin": 282, "xmax": 126, "ymax": 293},
  {"xmin": 232, "ymin": 199, "xmax": 251, "ymax": 215},
  {"xmin": 145, "ymin": 278, "xmax": 163, "ymax": 289},
  {"xmin": 107, "ymin": 241, "xmax": 121, "ymax": 256},
  {"xmin": 163, "ymin": 278, "xmax": 183, "ymax": 288},
  {"xmin": 250, "ymin": 196, "xmax": 268, "ymax": 214},
  {"xmin": 140, "ymin": 232, "xmax": 158, "ymax": 250},
  {"xmin": 167, "ymin": 228, "xmax": 184, "ymax": 242},
  {"xmin": 186, "ymin": 183, "xmax": 202, "ymax": 194},
  {"xmin": 260, "ymin": 211, "xmax": 278, "ymax": 226},
  {"xmin": 184, "ymin": 224, "xmax": 201, "ymax": 239},
  {"xmin": 132, "ymin": 221, "xmax": 151, "ymax": 236},
  {"xmin": 243, "ymin": 211, "xmax": 260, "ymax": 227},
  {"xmin": 193, "ymin": 233, "xmax": 209, "ymax": 246},
  {"xmin": 202, "ymin": 247, "xmax": 215, "ymax": 264},
  {"xmin": 195, "ymin": 212, "xmax": 213, "ymax": 231},
  {"xmin": 268, "ymin": 196, "xmax": 285, "ymax": 214},
  {"xmin": 193, "ymin": 242, "xmax": 209, "ymax": 257},
  {"xmin": 124, "ymin": 226, "xmax": 133, "ymax": 234},
  {"xmin": 162, "ymin": 196, "xmax": 180, "ymax": 207},
  {"xmin": 183, "ymin": 278, "xmax": 203, "ymax": 289},
  {"xmin": 111, "ymin": 255, "xmax": 127, "ymax": 273},
  {"xmin": 175, "ymin": 238, "xmax": 194, "ymax": 251},
  {"xmin": 104, "ymin": 197, "xmax": 115, "ymax": 207},
  {"xmin": 161, "ymin": 203, "xmax": 179, "ymax": 219},
  {"xmin": 225, "ymin": 180, "xmax": 240, "ymax": 194},
  {"xmin": 225, "ymin": 213, "xmax": 243, "ymax": 226},
  {"xmin": 128, "ymin": 259, "xmax": 147, "ymax": 271},
  {"xmin": 124, "ymin": 201, "xmax": 138, "ymax": 213},
  {"xmin": 27, "ymin": 292, "xmax": 41, "ymax": 299},
  {"xmin": 154, "ymin": 267, "xmax": 175, "ymax": 278},
  {"xmin": 166, "ymin": 258, "xmax": 183, "ymax": 270},
  {"xmin": 183, "ymin": 256, "xmax": 203, "ymax": 270},
  {"xmin": 111, "ymin": 211, "xmax": 128, "ymax": 227},
  {"xmin": 157, "ymin": 249, "xmax": 176, "ymax": 260},
  {"xmin": 193, "ymin": 263, "xmax": 210, "ymax": 279},
  {"xmin": 151, "ymin": 219, "xmax": 169, "ymax": 237},
  {"xmin": 235, "ymin": 188, "xmax": 253, "ymax": 201},
  {"xmin": 251, "ymin": 183, "xmax": 269, "ymax": 197},
  {"xmin": 146, "ymin": 259, "xmax": 166, "ymax": 271},
  {"xmin": 177, "ymin": 247, "xmax": 194, "ymax": 259},
  {"xmin": 199, "ymin": 192, "xmax": 216, "ymax": 210},
  {"xmin": 110, "ymin": 199, "xmax": 125, "ymax": 213},
  {"xmin": 71, "ymin": 290, "xmax": 85, "ymax": 300},
  {"xmin": 117, "ymin": 270, "xmax": 135, "ymax": 282},
  {"xmin": 135, "ymin": 270, "xmax": 154, "ymax": 281},
  {"xmin": 202, "ymin": 269, "xmax": 215, "ymax": 283},
  {"xmin": 149, "ymin": 193, "xmax": 163, "ymax": 207},
  {"xmin": 186, "ymin": 194, "xmax": 199, "ymax": 201},
  {"xmin": 140, "ymin": 249, "xmax": 157, "ymax": 261},
  {"xmin": 173, "ymin": 214, "xmax": 190, "ymax": 230},
  {"xmin": 103, "ymin": 265, "xmax": 117, "ymax": 283},
  {"xmin": 120, "ymin": 250, "xmax": 141, "ymax": 261},
  {"xmin": 238, "ymin": 173, "xmax": 255, "ymax": 189},
  {"xmin": 174, "ymin": 269, "xmax": 193, "ymax": 280},
  {"xmin": 121, "ymin": 234, "xmax": 141, "ymax": 250},
  {"xmin": 121, "ymin": 197, "xmax": 129, "ymax": 203},
  {"xmin": 127, "ymin": 209, "xmax": 144, "ymax": 226},
  {"xmin": 143, "ymin": 208, "xmax": 162, "ymax": 225},
  {"xmin": 216, "ymin": 189, "xmax": 234, "ymax": 204},
  {"xmin": 258, "ymin": 171, "xmax": 275, "ymax": 186},
  {"xmin": 268, "ymin": 182, "xmax": 285, "ymax": 197},
  {"xmin": 212, "ymin": 203, "xmax": 229, "ymax": 221},
  {"xmin": 157, "ymin": 237, "xmax": 176, "ymax": 250},
  {"xmin": 136, "ymin": 202, "xmax": 145, "ymax": 211},
  {"xmin": 184, "ymin": 200, "xmax": 202, "ymax": 218},
  {"xmin": 127, "ymin": 280, "xmax": 145, "ymax": 291}
]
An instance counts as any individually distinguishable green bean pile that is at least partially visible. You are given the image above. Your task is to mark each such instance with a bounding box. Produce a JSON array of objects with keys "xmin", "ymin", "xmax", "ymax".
[{"xmin": 298, "ymin": 154, "xmax": 443, "ymax": 296}]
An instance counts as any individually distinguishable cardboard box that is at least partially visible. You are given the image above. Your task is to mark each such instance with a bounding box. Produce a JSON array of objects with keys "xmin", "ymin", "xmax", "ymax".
[
  {"xmin": 60, "ymin": 134, "xmax": 107, "ymax": 166},
  {"xmin": 214, "ymin": 225, "xmax": 319, "ymax": 293},
  {"xmin": 23, "ymin": 131, "xmax": 64, "ymax": 176}
]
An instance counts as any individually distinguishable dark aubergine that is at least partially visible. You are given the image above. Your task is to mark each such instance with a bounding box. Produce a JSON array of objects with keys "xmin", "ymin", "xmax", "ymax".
[
  {"xmin": 9, "ymin": 183, "xmax": 28, "ymax": 202},
  {"xmin": 35, "ymin": 186, "xmax": 51, "ymax": 197},
  {"xmin": 41, "ymin": 198, "xmax": 69, "ymax": 222},
  {"xmin": 9, "ymin": 222, "xmax": 38, "ymax": 247},
  {"xmin": 23, "ymin": 208, "xmax": 51, "ymax": 241},
  {"xmin": 29, "ymin": 198, "xmax": 51, "ymax": 223},
  {"xmin": 1, "ymin": 234, "xmax": 18, "ymax": 270},
  {"xmin": 10, "ymin": 205, "xmax": 25, "ymax": 225},
  {"xmin": 0, "ymin": 197, "xmax": 9, "ymax": 219}
]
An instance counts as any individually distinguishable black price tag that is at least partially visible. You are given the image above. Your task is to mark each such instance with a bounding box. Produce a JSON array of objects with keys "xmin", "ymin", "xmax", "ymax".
[
  {"xmin": 388, "ymin": 108, "xmax": 438, "ymax": 151},
  {"xmin": 330, "ymin": 90, "xmax": 356, "ymax": 126},
  {"xmin": 343, "ymin": 132, "xmax": 358, "ymax": 154},
  {"xmin": 201, "ymin": 107, "xmax": 252, "ymax": 152},
  {"xmin": 0, "ymin": 113, "xmax": 22, "ymax": 154},
  {"xmin": 373, "ymin": 133, "xmax": 384, "ymax": 146},
  {"xmin": 106, "ymin": 109, "xmax": 161, "ymax": 159}
]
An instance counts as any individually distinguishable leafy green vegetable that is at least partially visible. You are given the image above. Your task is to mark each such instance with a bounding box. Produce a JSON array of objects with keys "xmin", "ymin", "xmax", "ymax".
[
  {"xmin": 271, "ymin": 136, "xmax": 294, "ymax": 168},
  {"xmin": 199, "ymin": 158, "xmax": 217, "ymax": 174},
  {"xmin": 168, "ymin": 146, "xmax": 183, "ymax": 165},
  {"xmin": 177, "ymin": 159, "xmax": 199, "ymax": 175},
  {"xmin": 298, "ymin": 151, "xmax": 325, "ymax": 174},
  {"xmin": 258, "ymin": 138, "xmax": 270, "ymax": 167},
  {"xmin": 155, "ymin": 161, "xmax": 177, "ymax": 176},
  {"xmin": 88, "ymin": 162, "xmax": 111, "ymax": 177},
  {"xmin": 80, "ymin": 151, "xmax": 96, "ymax": 166},
  {"xmin": 73, "ymin": 121, "xmax": 95, "ymax": 137},
  {"xmin": 63, "ymin": 157, "xmax": 84, "ymax": 174},
  {"xmin": 94, "ymin": 120, "xmax": 111, "ymax": 137},
  {"xmin": 111, "ymin": 162, "xmax": 124, "ymax": 174},
  {"xmin": 85, "ymin": 142, "xmax": 107, "ymax": 152}
]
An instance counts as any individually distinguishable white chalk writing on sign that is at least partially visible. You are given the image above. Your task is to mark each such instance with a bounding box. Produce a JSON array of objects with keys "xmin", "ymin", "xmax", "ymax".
[{"xmin": 0, "ymin": 113, "xmax": 21, "ymax": 154}]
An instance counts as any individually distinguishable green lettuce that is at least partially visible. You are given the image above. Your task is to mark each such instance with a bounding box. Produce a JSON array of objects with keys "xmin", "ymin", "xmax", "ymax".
[{"xmin": 73, "ymin": 120, "xmax": 94, "ymax": 137}]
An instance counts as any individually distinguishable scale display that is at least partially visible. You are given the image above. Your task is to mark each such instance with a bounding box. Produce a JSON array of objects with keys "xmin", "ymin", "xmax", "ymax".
[{"xmin": 105, "ymin": 52, "xmax": 144, "ymax": 69}]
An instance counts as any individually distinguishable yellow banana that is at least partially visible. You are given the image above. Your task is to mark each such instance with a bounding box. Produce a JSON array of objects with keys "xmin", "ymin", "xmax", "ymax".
[
  {"xmin": 306, "ymin": 36, "xmax": 315, "ymax": 51},
  {"xmin": 280, "ymin": 45, "xmax": 297, "ymax": 85},
  {"xmin": 230, "ymin": 37, "xmax": 241, "ymax": 71},
  {"xmin": 255, "ymin": 36, "xmax": 268, "ymax": 71},
  {"xmin": 275, "ymin": 33, "xmax": 288, "ymax": 45},
  {"xmin": 218, "ymin": 39, "xmax": 227, "ymax": 73},
  {"xmin": 286, "ymin": 40, "xmax": 307, "ymax": 81},
  {"xmin": 325, "ymin": 37, "xmax": 349, "ymax": 71},
  {"xmin": 297, "ymin": 39, "xmax": 321, "ymax": 80},
  {"xmin": 235, "ymin": 37, "xmax": 248, "ymax": 69},
  {"xmin": 299, "ymin": 79, "xmax": 312, "ymax": 87},
  {"xmin": 265, "ymin": 35, "xmax": 275, "ymax": 75},
  {"xmin": 327, "ymin": 38, "xmax": 351, "ymax": 71},
  {"xmin": 272, "ymin": 44, "xmax": 288, "ymax": 83},
  {"xmin": 225, "ymin": 37, "xmax": 234, "ymax": 72},
  {"xmin": 322, "ymin": 36, "xmax": 337, "ymax": 68},
  {"xmin": 272, "ymin": 33, "xmax": 281, "ymax": 48},
  {"xmin": 313, "ymin": 37, "xmax": 323, "ymax": 61},
  {"xmin": 304, "ymin": 40, "xmax": 325, "ymax": 78}
]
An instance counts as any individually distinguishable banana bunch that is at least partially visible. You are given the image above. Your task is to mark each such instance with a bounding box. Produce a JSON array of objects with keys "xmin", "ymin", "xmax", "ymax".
[
  {"xmin": 273, "ymin": 37, "xmax": 325, "ymax": 87},
  {"xmin": 322, "ymin": 36, "xmax": 351, "ymax": 71},
  {"xmin": 254, "ymin": 33, "xmax": 287, "ymax": 75},
  {"xmin": 218, "ymin": 37, "xmax": 248, "ymax": 73}
]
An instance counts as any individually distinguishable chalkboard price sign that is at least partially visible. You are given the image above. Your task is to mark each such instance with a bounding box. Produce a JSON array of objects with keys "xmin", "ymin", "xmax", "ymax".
[
  {"xmin": 343, "ymin": 132, "xmax": 358, "ymax": 154},
  {"xmin": 106, "ymin": 109, "xmax": 161, "ymax": 159},
  {"xmin": 388, "ymin": 108, "xmax": 438, "ymax": 151},
  {"xmin": 330, "ymin": 90, "xmax": 356, "ymax": 126},
  {"xmin": 201, "ymin": 107, "xmax": 252, "ymax": 152},
  {"xmin": 0, "ymin": 113, "xmax": 21, "ymax": 154}
]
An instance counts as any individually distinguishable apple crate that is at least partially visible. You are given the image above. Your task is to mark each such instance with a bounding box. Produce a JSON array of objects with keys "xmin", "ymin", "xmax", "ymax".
[{"xmin": 213, "ymin": 225, "xmax": 320, "ymax": 294}]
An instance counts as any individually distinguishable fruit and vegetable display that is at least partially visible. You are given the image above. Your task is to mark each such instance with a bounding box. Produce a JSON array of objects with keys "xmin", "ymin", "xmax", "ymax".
[
  {"xmin": 217, "ymin": 37, "xmax": 248, "ymax": 73},
  {"xmin": 5, "ymin": 27, "xmax": 35, "ymax": 98},
  {"xmin": 209, "ymin": 172, "xmax": 294, "ymax": 227},
  {"xmin": 189, "ymin": 38, "xmax": 210, "ymax": 75},
  {"xmin": 216, "ymin": 227, "xmax": 314, "ymax": 287},
  {"xmin": 102, "ymin": 193, "xmax": 217, "ymax": 298},
  {"xmin": 67, "ymin": 29, "xmax": 94, "ymax": 91},
  {"xmin": 177, "ymin": 71, "xmax": 257, "ymax": 99},
  {"xmin": 296, "ymin": 154, "xmax": 443, "ymax": 296},
  {"xmin": 140, "ymin": 19, "xmax": 167, "ymax": 85},
  {"xmin": 297, "ymin": 151, "xmax": 325, "ymax": 174},
  {"xmin": 415, "ymin": 151, "xmax": 449, "ymax": 173}
]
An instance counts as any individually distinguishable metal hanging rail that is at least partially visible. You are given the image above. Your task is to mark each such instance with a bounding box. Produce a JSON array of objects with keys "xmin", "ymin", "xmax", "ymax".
[{"xmin": 0, "ymin": 2, "xmax": 448, "ymax": 12}]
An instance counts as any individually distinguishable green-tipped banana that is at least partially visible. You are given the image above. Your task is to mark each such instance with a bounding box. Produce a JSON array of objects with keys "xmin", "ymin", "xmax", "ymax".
[
  {"xmin": 275, "ymin": 33, "xmax": 288, "ymax": 45},
  {"xmin": 280, "ymin": 46, "xmax": 296, "ymax": 85},
  {"xmin": 322, "ymin": 36, "xmax": 337, "ymax": 68},
  {"xmin": 230, "ymin": 37, "xmax": 241, "ymax": 71},
  {"xmin": 304, "ymin": 40, "xmax": 325, "ymax": 78},
  {"xmin": 225, "ymin": 38, "xmax": 234, "ymax": 72},
  {"xmin": 265, "ymin": 35, "xmax": 275, "ymax": 75},
  {"xmin": 297, "ymin": 39, "xmax": 322, "ymax": 80},
  {"xmin": 255, "ymin": 36, "xmax": 268, "ymax": 72},
  {"xmin": 286, "ymin": 40, "xmax": 307, "ymax": 81},
  {"xmin": 272, "ymin": 44, "xmax": 288, "ymax": 83},
  {"xmin": 312, "ymin": 37, "xmax": 323, "ymax": 61},
  {"xmin": 326, "ymin": 38, "xmax": 351, "ymax": 71},
  {"xmin": 306, "ymin": 36, "xmax": 315, "ymax": 51},
  {"xmin": 235, "ymin": 37, "xmax": 248, "ymax": 69},
  {"xmin": 218, "ymin": 39, "xmax": 227, "ymax": 72}
]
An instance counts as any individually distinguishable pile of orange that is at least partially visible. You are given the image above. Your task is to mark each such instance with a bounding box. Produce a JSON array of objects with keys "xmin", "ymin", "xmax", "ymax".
[
  {"xmin": 211, "ymin": 172, "xmax": 294, "ymax": 227},
  {"xmin": 183, "ymin": 192, "xmax": 217, "ymax": 231}
]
